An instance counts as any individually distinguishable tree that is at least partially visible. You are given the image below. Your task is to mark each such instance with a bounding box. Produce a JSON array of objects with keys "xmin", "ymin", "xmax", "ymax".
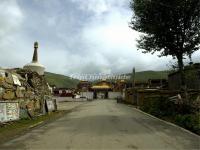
[{"xmin": 130, "ymin": 0, "xmax": 200, "ymax": 87}]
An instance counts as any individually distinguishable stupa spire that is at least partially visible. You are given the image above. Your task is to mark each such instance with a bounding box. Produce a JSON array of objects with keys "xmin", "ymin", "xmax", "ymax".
[
  {"xmin": 24, "ymin": 41, "xmax": 45, "ymax": 75},
  {"xmin": 32, "ymin": 41, "xmax": 38, "ymax": 62}
]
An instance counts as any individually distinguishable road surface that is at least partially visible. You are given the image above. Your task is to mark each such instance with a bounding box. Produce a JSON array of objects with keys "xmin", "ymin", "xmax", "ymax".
[{"xmin": 1, "ymin": 100, "xmax": 199, "ymax": 150}]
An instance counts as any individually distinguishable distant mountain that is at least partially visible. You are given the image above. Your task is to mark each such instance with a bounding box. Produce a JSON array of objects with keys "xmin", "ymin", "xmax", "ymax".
[
  {"xmin": 44, "ymin": 72, "xmax": 79, "ymax": 88},
  {"xmin": 129, "ymin": 70, "xmax": 169, "ymax": 82}
]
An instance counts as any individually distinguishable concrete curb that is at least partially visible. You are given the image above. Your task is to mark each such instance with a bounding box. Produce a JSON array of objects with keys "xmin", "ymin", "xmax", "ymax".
[
  {"xmin": 29, "ymin": 121, "xmax": 44, "ymax": 129},
  {"xmin": 126, "ymin": 105, "xmax": 200, "ymax": 138}
]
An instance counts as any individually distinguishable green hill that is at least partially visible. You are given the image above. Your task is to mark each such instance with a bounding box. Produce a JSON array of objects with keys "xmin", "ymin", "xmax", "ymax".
[
  {"xmin": 129, "ymin": 70, "xmax": 170, "ymax": 82},
  {"xmin": 44, "ymin": 70, "xmax": 169, "ymax": 88},
  {"xmin": 44, "ymin": 72, "xmax": 79, "ymax": 88}
]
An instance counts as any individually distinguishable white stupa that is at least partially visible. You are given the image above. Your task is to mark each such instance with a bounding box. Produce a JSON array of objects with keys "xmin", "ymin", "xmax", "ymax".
[{"xmin": 24, "ymin": 42, "xmax": 45, "ymax": 75}]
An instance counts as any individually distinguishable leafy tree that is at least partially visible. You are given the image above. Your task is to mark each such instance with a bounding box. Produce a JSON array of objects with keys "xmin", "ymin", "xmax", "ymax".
[{"xmin": 130, "ymin": 0, "xmax": 200, "ymax": 87}]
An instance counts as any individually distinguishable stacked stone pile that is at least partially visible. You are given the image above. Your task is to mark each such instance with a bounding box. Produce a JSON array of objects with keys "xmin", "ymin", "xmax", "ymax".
[{"xmin": 0, "ymin": 68, "xmax": 51, "ymax": 118}]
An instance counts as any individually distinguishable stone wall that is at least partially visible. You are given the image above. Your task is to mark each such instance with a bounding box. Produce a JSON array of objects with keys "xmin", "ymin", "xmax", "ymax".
[
  {"xmin": 0, "ymin": 68, "xmax": 51, "ymax": 118},
  {"xmin": 80, "ymin": 92, "xmax": 94, "ymax": 100},
  {"xmin": 108, "ymin": 92, "xmax": 122, "ymax": 99}
]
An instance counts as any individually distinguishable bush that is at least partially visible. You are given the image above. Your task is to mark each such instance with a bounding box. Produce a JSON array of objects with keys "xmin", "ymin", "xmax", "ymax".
[
  {"xmin": 140, "ymin": 96, "xmax": 200, "ymax": 135},
  {"xmin": 141, "ymin": 96, "xmax": 175, "ymax": 117},
  {"xmin": 175, "ymin": 114, "xmax": 200, "ymax": 135}
]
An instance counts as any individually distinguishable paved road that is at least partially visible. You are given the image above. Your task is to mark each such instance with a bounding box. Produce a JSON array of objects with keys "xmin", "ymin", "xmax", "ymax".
[{"xmin": 1, "ymin": 100, "xmax": 199, "ymax": 150}]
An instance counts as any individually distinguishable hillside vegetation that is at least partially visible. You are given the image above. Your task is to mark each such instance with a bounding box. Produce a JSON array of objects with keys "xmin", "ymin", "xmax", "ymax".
[
  {"xmin": 129, "ymin": 70, "xmax": 169, "ymax": 82},
  {"xmin": 44, "ymin": 70, "xmax": 169, "ymax": 88},
  {"xmin": 44, "ymin": 72, "xmax": 79, "ymax": 88}
]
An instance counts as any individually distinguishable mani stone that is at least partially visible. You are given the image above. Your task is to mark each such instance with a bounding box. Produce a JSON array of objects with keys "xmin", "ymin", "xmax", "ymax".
[
  {"xmin": 24, "ymin": 90, "xmax": 35, "ymax": 100},
  {"xmin": 19, "ymin": 108, "xmax": 30, "ymax": 119},
  {"xmin": 18, "ymin": 99, "xmax": 26, "ymax": 109},
  {"xmin": 34, "ymin": 99, "xmax": 41, "ymax": 110},
  {"xmin": 5, "ymin": 74, "xmax": 14, "ymax": 85},
  {"xmin": 3, "ymin": 90, "xmax": 15, "ymax": 100},
  {"xmin": 26, "ymin": 100, "xmax": 35, "ymax": 117},
  {"xmin": 0, "ymin": 87, "xmax": 5, "ymax": 99},
  {"xmin": 2, "ymin": 81, "xmax": 14, "ymax": 89},
  {"xmin": 16, "ymin": 86, "xmax": 25, "ymax": 98},
  {"xmin": 0, "ymin": 77, "xmax": 4, "ymax": 86}
]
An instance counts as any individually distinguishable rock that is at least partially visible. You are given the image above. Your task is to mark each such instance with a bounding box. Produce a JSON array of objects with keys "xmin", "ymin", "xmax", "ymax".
[
  {"xmin": 34, "ymin": 99, "xmax": 41, "ymax": 110},
  {"xmin": 3, "ymin": 90, "xmax": 15, "ymax": 100},
  {"xmin": 18, "ymin": 99, "xmax": 26, "ymax": 109},
  {"xmin": 5, "ymin": 73, "xmax": 14, "ymax": 85},
  {"xmin": 0, "ymin": 77, "xmax": 4, "ymax": 86},
  {"xmin": 2, "ymin": 80, "xmax": 14, "ymax": 89},
  {"xmin": 19, "ymin": 108, "xmax": 30, "ymax": 119},
  {"xmin": 26, "ymin": 100, "xmax": 35, "ymax": 117},
  {"xmin": 12, "ymin": 74, "xmax": 21, "ymax": 86},
  {"xmin": 16, "ymin": 86, "xmax": 25, "ymax": 98},
  {"xmin": 0, "ymin": 87, "xmax": 5, "ymax": 99},
  {"xmin": 0, "ymin": 69, "xmax": 6, "ymax": 78},
  {"xmin": 24, "ymin": 90, "xmax": 35, "ymax": 100},
  {"xmin": 1, "ymin": 68, "xmax": 52, "ymax": 117}
]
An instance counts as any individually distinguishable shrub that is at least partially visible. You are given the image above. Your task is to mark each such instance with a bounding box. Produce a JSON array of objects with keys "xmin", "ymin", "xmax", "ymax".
[
  {"xmin": 175, "ymin": 114, "xmax": 200, "ymax": 134},
  {"xmin": 140, "ymin": 95, "xmax": 200, "ymax": 135},
  {"xmin": 141, "ymin": 96, "xmax": 175, "ymax": 117}
]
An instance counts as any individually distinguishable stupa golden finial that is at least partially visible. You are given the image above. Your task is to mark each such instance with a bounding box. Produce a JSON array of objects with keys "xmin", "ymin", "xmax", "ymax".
[
  {"xmin": 34, "ymin": 41, "xmax": 38, "ymax": 49},
  {"xmin": 32, "ymin": 41, "xmax": 38, "ymax": 62}
]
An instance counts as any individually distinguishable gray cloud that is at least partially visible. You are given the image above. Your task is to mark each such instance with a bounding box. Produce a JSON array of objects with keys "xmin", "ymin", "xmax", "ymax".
[{"xmin": 0, "ymin": 0, "xmax": 199, "ymax": 75}]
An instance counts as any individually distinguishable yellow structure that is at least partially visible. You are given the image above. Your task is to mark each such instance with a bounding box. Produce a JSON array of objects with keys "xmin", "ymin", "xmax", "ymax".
[{"xmin": 91, "ymin": 80, "xmax": 112, "ymax": 99}]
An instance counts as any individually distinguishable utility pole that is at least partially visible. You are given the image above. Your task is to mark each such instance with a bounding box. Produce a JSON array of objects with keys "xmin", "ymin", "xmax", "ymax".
[{"xmin": 132, "ymin": 67, "xmax": 135, "ymax": 88}]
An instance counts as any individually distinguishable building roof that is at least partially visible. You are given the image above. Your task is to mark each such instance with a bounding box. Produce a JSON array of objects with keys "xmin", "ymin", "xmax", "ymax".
[{"xmin": 91, "ymin": 85, "xmax": 112, "ymax": 89}]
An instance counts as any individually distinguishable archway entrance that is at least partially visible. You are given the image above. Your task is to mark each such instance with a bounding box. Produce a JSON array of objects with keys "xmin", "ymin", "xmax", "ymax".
[{"xmin": 91, "ymin": 80, "xmax": 112, "ymax": 99}]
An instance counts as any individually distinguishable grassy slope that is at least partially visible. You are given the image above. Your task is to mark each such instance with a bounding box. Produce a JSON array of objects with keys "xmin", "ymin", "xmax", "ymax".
[
  {"xmin": 44, "ymin": 70, "xmax": 169, "ymax": 88},
  {"xmin": 131, "ymin": 70, "xmax": 169, "ymax": 82},
  {"xmin": 44, "ymin": 72, "xmax": 79, "ymax": 88},
  {"xmin": 0, "ymin": 111, "xmax": 67, "ymax": 144}
]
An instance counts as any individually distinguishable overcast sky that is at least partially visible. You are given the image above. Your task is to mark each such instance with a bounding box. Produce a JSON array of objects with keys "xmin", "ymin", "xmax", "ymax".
[{"xmin": 0, "ymin": 0, "xmax": 199, "ymax": 75}]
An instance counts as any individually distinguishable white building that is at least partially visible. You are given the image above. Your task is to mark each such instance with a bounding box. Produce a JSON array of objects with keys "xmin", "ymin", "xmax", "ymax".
[{"xmin": 24, "ymin": 42, "xmax": 45, "ymax": 75}]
